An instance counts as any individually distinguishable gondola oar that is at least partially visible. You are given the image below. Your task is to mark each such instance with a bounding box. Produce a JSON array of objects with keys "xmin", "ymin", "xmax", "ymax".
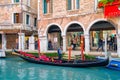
[{"xmin": 81, "ymin": 35, "xmax": 85, "ymax": 61}]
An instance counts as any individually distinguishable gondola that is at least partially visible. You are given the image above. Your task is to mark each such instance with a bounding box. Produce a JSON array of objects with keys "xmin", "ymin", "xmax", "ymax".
[{"xmin": 13, "ymin": 49, "xmax": 109, "ymax": 67}]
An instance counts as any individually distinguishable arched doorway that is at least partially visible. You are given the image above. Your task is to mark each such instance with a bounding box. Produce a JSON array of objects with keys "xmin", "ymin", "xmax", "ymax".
[
  {"xmin": 66, "ymin": 23, "xmax": 84, "ymax": 50},
  {"xmin": 47, "ymin": 25, "xmax": 62, "ymax": 50},
  {"xmin": 89, "ymin": 21, "xmax": 116, "ymax": 52}
]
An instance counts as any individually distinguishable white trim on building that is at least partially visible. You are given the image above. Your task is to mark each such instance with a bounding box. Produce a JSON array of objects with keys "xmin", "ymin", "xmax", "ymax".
[
  {"xmin": 44, "ymin": 23, "xmax": 63, "ymax": 36},
  {"xmin": 64, "ymin": 21, "xmax": 85, "ymax": 36}
]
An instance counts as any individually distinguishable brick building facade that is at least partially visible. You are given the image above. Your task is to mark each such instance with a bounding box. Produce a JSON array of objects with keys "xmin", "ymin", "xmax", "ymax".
[
  {"xmin": 0, "ymin": 0, "xmax": 38, "ymax": 50},
  {"xmin": 38, "ymin": 0, "xmax": 120, "ymax": 56}
]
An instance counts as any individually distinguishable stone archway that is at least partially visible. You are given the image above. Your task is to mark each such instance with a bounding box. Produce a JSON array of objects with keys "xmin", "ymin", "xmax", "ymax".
[
  {"xmin": 88, "ymin": 20, "xmax": 117, "ymax": 52},
  {"xmin": 65, "ymin": 22, "xmax": 85, "ymax": 51},
  {"xmin": 47, "ymin": 25, "xmax": 62, "ymax": 50}
]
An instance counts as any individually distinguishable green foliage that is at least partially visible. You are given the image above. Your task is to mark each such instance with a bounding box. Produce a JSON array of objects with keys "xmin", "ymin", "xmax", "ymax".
[
  {"xmin": 44, "ymin": 53, "xmax": 58, "ymax": 57},
  {"xmin": 84, "ymin": 54, "xmax": 96, "ymax": 60},
  {"xmin": 99, "ymin": 0, "xmax": 115, "ymax": 4},
  {"xmin": 28, "ymin": 52, "xmax": 65, "ymax": 57},
  {"xmin": 74, "ymin": 54, "xmax": 96, "ymax": 60}
]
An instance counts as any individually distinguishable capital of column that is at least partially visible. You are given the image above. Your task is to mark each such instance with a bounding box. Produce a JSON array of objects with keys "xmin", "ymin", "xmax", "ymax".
[
  {"xmin": 84, "ymin": 34, "xmax": 89, "ymax": 39},
  {"xmin": 62, "ymin": 35, "xmax": 66, "ymax": 38},
  {"xmin": 39, "ymin": 36, "xmax": 47, "ymax": 40},
  {"xmin": 84, "ymin": 33, "xmax": 89, "ymax": 36},
  {"xmin": 18, "ymin": 33, "xmax": 25, "ymax": 36}
]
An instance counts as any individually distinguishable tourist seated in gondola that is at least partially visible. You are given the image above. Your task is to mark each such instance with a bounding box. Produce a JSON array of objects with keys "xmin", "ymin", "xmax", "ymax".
[{"xmin": 39, "ymin": 53, "xmax": 50, "ymax": 61}]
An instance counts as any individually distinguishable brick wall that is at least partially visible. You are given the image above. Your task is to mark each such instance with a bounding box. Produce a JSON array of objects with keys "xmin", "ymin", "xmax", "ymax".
[
  {"xmin": 38, "ymin": 0, "xmax": 104, "ymax": 34},
  {"xmin": 6, "ymin": 34, "xmax": 18, "ymax": 49},
  {"xmin": 0, "ymin": 0, "xmax": 11, "ymax": 4}
]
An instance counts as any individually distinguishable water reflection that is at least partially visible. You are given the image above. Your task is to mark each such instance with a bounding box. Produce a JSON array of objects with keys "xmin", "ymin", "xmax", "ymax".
[{"xmin": 0, "ymin": 57, "xmax": 120, "ymax": 80}]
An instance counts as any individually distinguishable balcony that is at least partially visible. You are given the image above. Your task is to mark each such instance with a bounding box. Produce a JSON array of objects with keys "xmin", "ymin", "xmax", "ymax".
[{"xmin": 0, "ymin": 23, "xmax": 37, "ymax": 32}]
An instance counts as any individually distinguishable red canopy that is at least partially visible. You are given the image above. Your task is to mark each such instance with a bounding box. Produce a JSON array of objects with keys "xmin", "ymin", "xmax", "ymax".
[
  {"xmin": 104, "ymin": 3, "xmax": 120, "ymax": 18},
  {"xmin": 98, "ymin": 0, "xmax": 120, "ymax": 18}
]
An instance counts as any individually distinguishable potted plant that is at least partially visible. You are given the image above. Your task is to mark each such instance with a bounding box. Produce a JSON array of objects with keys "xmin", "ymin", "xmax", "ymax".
[{"xmin": 98, "ymin": 0, "xmax": 120, "ymax": 8}]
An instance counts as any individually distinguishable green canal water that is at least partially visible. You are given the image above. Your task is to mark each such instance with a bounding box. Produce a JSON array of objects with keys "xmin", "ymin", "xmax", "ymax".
[{"xmin": 0, "ymin": 56, "xmax": 119, "ymax": 80}]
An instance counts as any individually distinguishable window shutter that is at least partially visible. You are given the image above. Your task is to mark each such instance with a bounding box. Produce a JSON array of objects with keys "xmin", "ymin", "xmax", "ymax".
[
  {"xmin": 14, "ymin": 13, "xmax": 16, "ymax": 23},
  {"xmin": 43, "ymin": 0, "xmax": 47, "ymax": 14},
  {"xmin": 68, "ymin": 0, "xmax": 72, "ymax": 10},
  {"xmin": 15, "ymin": 0, "xmax": 19, "ymax": 2},
  {"xmin": 76, "ymin": 0, "xmax": 80, "ymax": 9}
]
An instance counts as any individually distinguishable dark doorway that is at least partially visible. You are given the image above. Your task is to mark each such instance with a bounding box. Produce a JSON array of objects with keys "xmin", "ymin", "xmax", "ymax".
[
  {"xmin": 89, "ymin": 21, "xmax": 116, "ymax": 52},
  {"xmin": 66, "ymin": 23, "xmax": 84, "ymax": 50},
  {"xmin": 47, "ymin": 25, "xmax": 62, "ymax": 50}
]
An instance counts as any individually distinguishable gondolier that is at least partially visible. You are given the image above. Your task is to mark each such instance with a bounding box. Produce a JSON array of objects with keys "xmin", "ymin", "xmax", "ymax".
[{"xmin": 57, "ymin": 46, "xmax": 62, "ymax": 60}]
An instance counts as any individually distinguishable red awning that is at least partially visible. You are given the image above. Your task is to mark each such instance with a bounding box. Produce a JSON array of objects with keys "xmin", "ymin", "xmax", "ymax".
[
  {"xmin": 104, "ymin": 4, "xmax": 120, "ymax": 18},
  {"xmin": 104, "ymin": 1, "xmax": 120, "ymax": 18}
]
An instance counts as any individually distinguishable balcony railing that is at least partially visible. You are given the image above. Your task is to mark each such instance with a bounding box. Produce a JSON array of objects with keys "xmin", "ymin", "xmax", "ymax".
[{"xmin": 0, "ymin": 23, "xmax": 37, "ymax": 31}]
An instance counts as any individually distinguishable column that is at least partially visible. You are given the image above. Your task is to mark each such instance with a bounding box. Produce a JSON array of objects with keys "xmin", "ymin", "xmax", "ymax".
[
  {"xmin": 29, "ymin": 35, "xmax": 35, "ymax": 50},
  {"xmin": 18, "ymin": 33, "xmax": 25, "ymax": 50},
  {"xmin": 62, "ymin": 35, "xmax": 67, "ymax": 52},
  {"xmin": 38, "ymin": 0, "xmax": 40, "ymax": 20},
  {"xmin": 84, "ymin": 34, "xmax": 90, "ymax": 53},
  {"xmin": 117, "ymin": 33, "xmax": 120, "ymax": 57},
  {"xmin": 39, "ymin": 36, "xmax": 47, "ymax": 52},
  {"xmin": 0, "ymin": 33, "xmax": 6, "ymax": 57},
  {"xmin": 2, "ymin": 33, "xmax": 6, "ymax": 50},
  {"xmin": 104, "ymin": 33, "xmax": 108, "ymax": 57},
  {"xmin": 117, "ymin": 20, "xmax": 120, "ymax": 57}
]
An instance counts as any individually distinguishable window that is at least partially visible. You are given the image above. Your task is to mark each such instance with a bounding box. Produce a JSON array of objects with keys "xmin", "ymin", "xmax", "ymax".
[
  {"xmin": 67, "ymin": 0, "xmax": 80, "ymax": 10},
  {"xmin": 34, "ymin": 18, "xmax": 37, "ymax": 27},
  {"xmin": 26, "ymin": 14, "xmax": 30, "ymax": 25},
  {"xmin": 94, "ymin": 0, "xmax": 99, "ymax": 11},
  {"xmin": 43, "ymin": 0, "xmax": 53, "ymax": 14},
  {"xmin": 13, "ymin": 13, "xmax": 22, "ymax": 23},
  {"xmin": 76, "ymin": 0, "xmax": 80, "ymax": 9},
  {"xmin": 14, "ymin": 0, "xmax": 19, "ymax": 3},
  {"xmin": 27, "ymin": 0, "xmax": 30, "ymax": 6},
  {"xmin": 68, "ymin": 0, "xmax": 72, "ymax": 10}
]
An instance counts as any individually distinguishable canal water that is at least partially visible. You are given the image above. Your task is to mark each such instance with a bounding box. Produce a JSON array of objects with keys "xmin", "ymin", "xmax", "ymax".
[{"xmin": 0, "ymin": 56, "xmax": 119, "ymax": 80}]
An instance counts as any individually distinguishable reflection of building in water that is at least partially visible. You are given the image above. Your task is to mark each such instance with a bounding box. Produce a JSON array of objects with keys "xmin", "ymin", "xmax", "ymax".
[{"xmin": 39, "ymin": 69, "xmax": 48, "ymax": 80}]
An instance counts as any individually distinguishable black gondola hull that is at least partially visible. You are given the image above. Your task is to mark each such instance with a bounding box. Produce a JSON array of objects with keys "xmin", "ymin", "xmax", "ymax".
[
  {"xmin": 13, "ymin": 49, "xmax": 109, "ymax": 67},
  {"xmin": 18, "ymin": 54, "xmax": 109, "ymax": 67}
]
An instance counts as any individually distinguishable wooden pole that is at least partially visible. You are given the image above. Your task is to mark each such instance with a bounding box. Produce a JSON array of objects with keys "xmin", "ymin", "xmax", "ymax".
[
  {"xmin": 81, "ymin": 35, "xmax": 85, "ymax": 61},
  {"xmin": 38, "ymin": 39, "xmax": 41, "ymax": 57},
  {"xmin": 68, "ymin": 47, "xmax": 72, "ymax": 61}
]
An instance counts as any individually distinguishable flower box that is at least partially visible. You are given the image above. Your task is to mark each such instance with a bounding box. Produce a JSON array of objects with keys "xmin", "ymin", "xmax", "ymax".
[{"xmin": 98, "ymin": 0, "xmax": 120, "ymax": 8}]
